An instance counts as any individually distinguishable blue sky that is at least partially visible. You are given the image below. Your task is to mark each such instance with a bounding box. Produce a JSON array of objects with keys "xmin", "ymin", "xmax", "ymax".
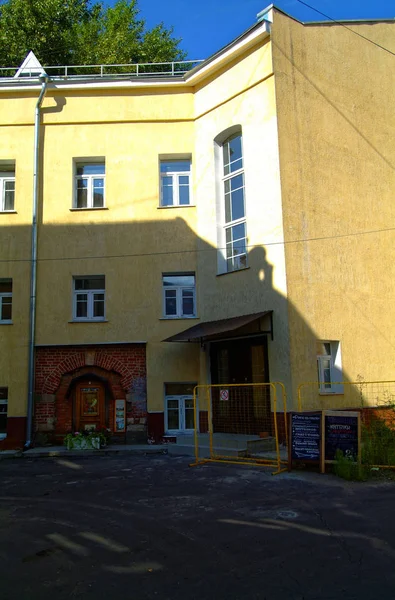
[{"xmin": 107, "ymin": 0, "xmax": 395, "ymax": 59}]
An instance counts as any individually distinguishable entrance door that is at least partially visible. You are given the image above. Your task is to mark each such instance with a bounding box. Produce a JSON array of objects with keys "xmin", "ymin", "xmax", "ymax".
[
  {"xmin": 210, "ymin": 338, "xmax": 271, "ymax": 434},
  {"xmin": 165, "ymin": 396, "xmax": 195, "ymax": 433},
  {"xmin": 75, "ymin": 381, "xmax": 105, "ymax": 432}
]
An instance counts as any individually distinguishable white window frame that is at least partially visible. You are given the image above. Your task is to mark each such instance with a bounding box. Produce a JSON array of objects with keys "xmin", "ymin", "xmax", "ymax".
[
  {"xmin": 165, "ymin": 395, "xmax": 195, "ymax": 433},
  {"xmin": 222, "ymin": 133, "xmax": 247, "ymax": 273},
  {"xmin": 0, "ymin": 171, "xmax": 15, "ymax": 212},
  {"xmin": 72, "ymin": 276, "xmax": 105, "ymax": 322},
  {"xmin": 160, "ymin": 159, "xmax": 192, "ymax": 207},
  {"xmin": 317, "ymin": 341, "xmax": 343, "ymax": 394},
  {"xmin": 0, "ymin": 388, "xmax": 7, "ymax": 440},
  {"xmin": 162, "ymin": 274, "xmax": 196, "ymax": 319},
  {"xmin": 214, "ymin": 128, "xmax": 248, "ymax": 274},
  {"xmin": 74, "ymin": 162, "xmax": 105, "ymax": 209},
  {"xmin": 0, "ymin": 279, "xmax": 12, "ymax": 324}
]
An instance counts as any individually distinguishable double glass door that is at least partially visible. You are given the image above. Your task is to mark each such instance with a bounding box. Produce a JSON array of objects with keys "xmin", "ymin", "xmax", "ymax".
[{"xmin": 165, "ymin": 396, "xmax": 195, "ymax": 433}]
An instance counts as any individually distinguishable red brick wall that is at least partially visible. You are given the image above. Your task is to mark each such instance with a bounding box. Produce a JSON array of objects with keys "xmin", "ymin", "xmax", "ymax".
[
  {"xmin": 34, "ymin": 344, "xmax": 146, "ymax": 443},
  {"xmin": 35, "ymin": 345, "xmax": 146, "ymax": 395}
]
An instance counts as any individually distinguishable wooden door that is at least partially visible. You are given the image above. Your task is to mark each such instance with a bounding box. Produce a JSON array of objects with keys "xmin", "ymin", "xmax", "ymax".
[
  {"xmin": 75, "ymin": 381, "xmax": 105, "ymax": 432},
  {"xmin": 210, "ymin": 339, "xmax": 271, "ymax": 434}
]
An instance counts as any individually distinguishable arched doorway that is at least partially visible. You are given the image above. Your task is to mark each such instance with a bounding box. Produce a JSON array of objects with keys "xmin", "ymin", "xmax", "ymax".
[{"xmin": 75, "ymin": 380, "xmax": 106, "ymax": 432}]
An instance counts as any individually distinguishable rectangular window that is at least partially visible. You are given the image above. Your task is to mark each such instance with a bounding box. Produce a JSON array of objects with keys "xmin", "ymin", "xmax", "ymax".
[
  {"xmin": 0, "ymin": 279, "xmax": 12, "ymax": 323},
  {"xmin": 0, "ymin": 166, "xmax": 15, "ymax": 212},
  {"xmin": 163, "ymin": 273, "xmax": 196, "ymax": 318},
  {"xmin": 74, "ymin": 162, "xmax": 105, "ymax": 209},
  {"xmin": 317, "ymin": 341, "xmax": 343, "ymax": 394},
  {"xmin": 160, "ymin": 159, "xmax": 191, "ymax": 207},
  {"xmin": 0, "ymin": 387, "xmax": 7, "ymax": 439},
  {"xmin": 73, "ymin": 276, "xmax": 105, "ymax": 321},
  {"xmin": 222, "ymin": 134, "xmax": 247, "ymax": 272},
  {"xmin": 164, "ymin": 384, "xmax": 197, "ymax": 433}
]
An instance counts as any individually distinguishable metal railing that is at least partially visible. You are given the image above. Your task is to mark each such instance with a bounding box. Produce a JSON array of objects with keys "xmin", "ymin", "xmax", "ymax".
[
  {"xmin": 191, "ymin": 383, "xmax": 288, "ymax": 475},
  {"xmin": 0, "ymin": 60, "xmax": 204, "ymax": 81}
]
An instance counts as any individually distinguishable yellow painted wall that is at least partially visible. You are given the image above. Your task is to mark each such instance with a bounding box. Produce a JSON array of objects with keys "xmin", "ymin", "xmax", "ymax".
[
  {"xmin": 38, "ymin": 97, "xmax": 199, "ymax": 413},
  {"xmin": 0, "ymin": 34, "xmax": 292, "ymax": 420},
  {"xmin": 0, "ymin": 86, "xmax": 199, "ymax": 417},
  {"xmin": 3, "ymin": 10, "xmax": 393, "ymax": 422},
  {"xmin": 0, "ymin": 125, "xmax": 35, "ymax": 417},
  {"xmin": 193, "ymin": 39, "xmax": 292, "ymax": 392},
  {"xmin": 272, "ymin": 10, "xmax": 395, "ymax": 403},
  {"xmin": 0, "ymin": 29, "xmax": 291, "ymax": 419}
]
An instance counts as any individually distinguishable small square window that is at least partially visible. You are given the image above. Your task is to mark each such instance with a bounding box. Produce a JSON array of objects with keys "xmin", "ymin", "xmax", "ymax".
[
  {"xmin": 162, "ymin": 273, "xmax": 196, "ymax": 318},
  {"xmin": 160, "ymin": 159, "xmax": 191, "ymax": 207},
  {"xmin": 0, "ymin": 279, "xmax": 12, "ymax": 323},
  {"xmin": 0, "ymin": 387, "xmax": 7, "ymax": 439},
  {"xmin": 0, "ymin": 165, "xmax": 15, "ymax": 212},
  {"xmin": 73, "ymin": 276, "xmax": 105, "ymax": 321},
  {"xmin": 74, "ymin": 162, "xmax": 105, "ymax": 209}
]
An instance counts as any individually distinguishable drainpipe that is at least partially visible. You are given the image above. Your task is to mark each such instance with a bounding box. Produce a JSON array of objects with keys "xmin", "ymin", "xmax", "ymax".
[{"xmin": 25, "ymin": 73, "xmax": 49, "ymax": 449}]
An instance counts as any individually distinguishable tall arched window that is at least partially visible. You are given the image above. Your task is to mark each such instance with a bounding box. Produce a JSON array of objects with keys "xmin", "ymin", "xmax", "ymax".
[{"xmin": 221, "ymin": 132, "xmax": 247, "ymax": 272}]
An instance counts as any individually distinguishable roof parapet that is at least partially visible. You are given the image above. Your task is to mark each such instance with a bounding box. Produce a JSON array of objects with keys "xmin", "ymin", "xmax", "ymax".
[
  {"xmin": 257, "ymin": 4, "xmax": 274, "ymax": 24},
  {"xmin": 0, "ymin": 59, "xmax": 204, "ymax": 83}
]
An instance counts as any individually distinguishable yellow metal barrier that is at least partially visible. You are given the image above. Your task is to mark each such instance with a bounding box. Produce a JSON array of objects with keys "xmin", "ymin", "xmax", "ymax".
[
  {"xmin": 298, "ymin": 380, "xmax": 395, "ymax": 469},
  {"xmin": 191, "ymin": 383, "xmax": 288, "ymax": 475}
]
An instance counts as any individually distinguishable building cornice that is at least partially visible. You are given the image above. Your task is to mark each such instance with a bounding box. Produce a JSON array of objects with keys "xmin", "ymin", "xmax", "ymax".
[{"xmin": 0, "ymin": 20, "xmax": 271, "ymax": 94}]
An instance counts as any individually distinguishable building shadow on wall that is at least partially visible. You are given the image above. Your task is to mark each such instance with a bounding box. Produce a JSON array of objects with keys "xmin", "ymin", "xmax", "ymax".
[{"xmin": 1, "ymin": 215, "xmax": 373, "ymax": 450}]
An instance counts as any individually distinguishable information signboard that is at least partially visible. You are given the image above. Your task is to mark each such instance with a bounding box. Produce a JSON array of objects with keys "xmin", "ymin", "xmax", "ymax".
[
  {"xmin": 290, "ymin": 412, "xmax": 322, "ymax": 461},
  {"xmin": 324, "ymin": 411, "xmax": 360, "ymax": 462},
  {"xmin": 289, "ymin": 410, "xmax": 361, "ymax": 473},
  {"xmin": 115, "ymin": 399, "xmax": 126, "ymax": 432}
]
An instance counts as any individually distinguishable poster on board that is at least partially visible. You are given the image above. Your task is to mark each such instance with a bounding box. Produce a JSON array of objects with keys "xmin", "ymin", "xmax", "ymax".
[
  {"xmin": 290, "ymin": 412, "xmax": 322, "ymax": 462},
  {"xmin": 115, "ymin": 399, "xmax": 126, "ymax": 432},
  {"xmin": 324, "ymin": 411, "xmax": 360, "ymax": 462},
  {"xmin": 289, "ymin": 411, "xmax": 361, "ymax": 473}
]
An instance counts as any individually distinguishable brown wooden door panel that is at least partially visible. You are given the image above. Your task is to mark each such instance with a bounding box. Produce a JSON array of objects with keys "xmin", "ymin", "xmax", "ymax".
[
  {"xmin": 210, "ymin": 338, "xmax": 271, "ymax": 435},
  {"xmin": 75, "ymin": 382, "xmax": 105, "ymax": 431}
]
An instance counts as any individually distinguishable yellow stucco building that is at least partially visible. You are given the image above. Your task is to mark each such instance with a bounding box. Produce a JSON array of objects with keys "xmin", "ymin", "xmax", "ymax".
[{"xmin": 0, "ymin": 6, "xmax": 394, "ymax": 449}]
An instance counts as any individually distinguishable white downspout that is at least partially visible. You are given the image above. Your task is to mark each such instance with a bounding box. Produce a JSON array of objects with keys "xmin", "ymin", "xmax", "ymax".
[{"xmin": 25, "ymin": 73, "xmax": 49, "ymax": 449}]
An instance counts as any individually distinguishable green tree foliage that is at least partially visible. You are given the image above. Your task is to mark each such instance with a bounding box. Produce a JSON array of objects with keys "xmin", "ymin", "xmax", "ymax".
[{"xmin": 0, "ymin": 0, "xmax": 185, "ymax": 67}]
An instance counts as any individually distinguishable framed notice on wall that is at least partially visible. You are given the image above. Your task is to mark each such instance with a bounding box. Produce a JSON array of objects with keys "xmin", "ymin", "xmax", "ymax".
[{"xmin": 115, "ymin": 399, "xmax": 126, "ymax": 432}]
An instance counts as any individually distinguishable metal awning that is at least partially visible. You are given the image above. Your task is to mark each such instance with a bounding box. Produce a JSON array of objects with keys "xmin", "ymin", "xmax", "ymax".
[{"xmin": 163, "ymin": 311, "xmax": 273, "ymax": 343}]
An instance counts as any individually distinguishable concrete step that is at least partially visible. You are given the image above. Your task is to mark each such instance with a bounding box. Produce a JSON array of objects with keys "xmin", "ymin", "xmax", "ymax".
[
  {"xmin": 167, "ymin": 444, "xmax": 247, "ymax": 458},
  {"xmin": 175, "ymin": 433, "xmax": 262, "ymax": 451},
  {"xmin": 247, "ymin": 437, "xmax": 276, "ymax": 453}
]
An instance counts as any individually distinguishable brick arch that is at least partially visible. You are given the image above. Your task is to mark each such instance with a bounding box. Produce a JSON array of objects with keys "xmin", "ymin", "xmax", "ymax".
[
  {"xmin": 53, "ymin": 366, "xmax": 124, "ymax": 437},
  {"xmin": 41, "ymin": 351, "xmax": 134, "ymax": 394}
]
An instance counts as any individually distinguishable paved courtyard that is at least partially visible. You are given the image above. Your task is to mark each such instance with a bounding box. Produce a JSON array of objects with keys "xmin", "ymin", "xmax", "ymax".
[{"xmin": 1, "ymin": 454, "xmax": 395, "ymax": 599}]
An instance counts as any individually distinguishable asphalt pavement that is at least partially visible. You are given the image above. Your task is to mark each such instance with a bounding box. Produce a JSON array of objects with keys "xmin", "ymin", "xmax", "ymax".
[{"xmin": 0, "ymin": 455, "xmax": 394, "ymax": 599}]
